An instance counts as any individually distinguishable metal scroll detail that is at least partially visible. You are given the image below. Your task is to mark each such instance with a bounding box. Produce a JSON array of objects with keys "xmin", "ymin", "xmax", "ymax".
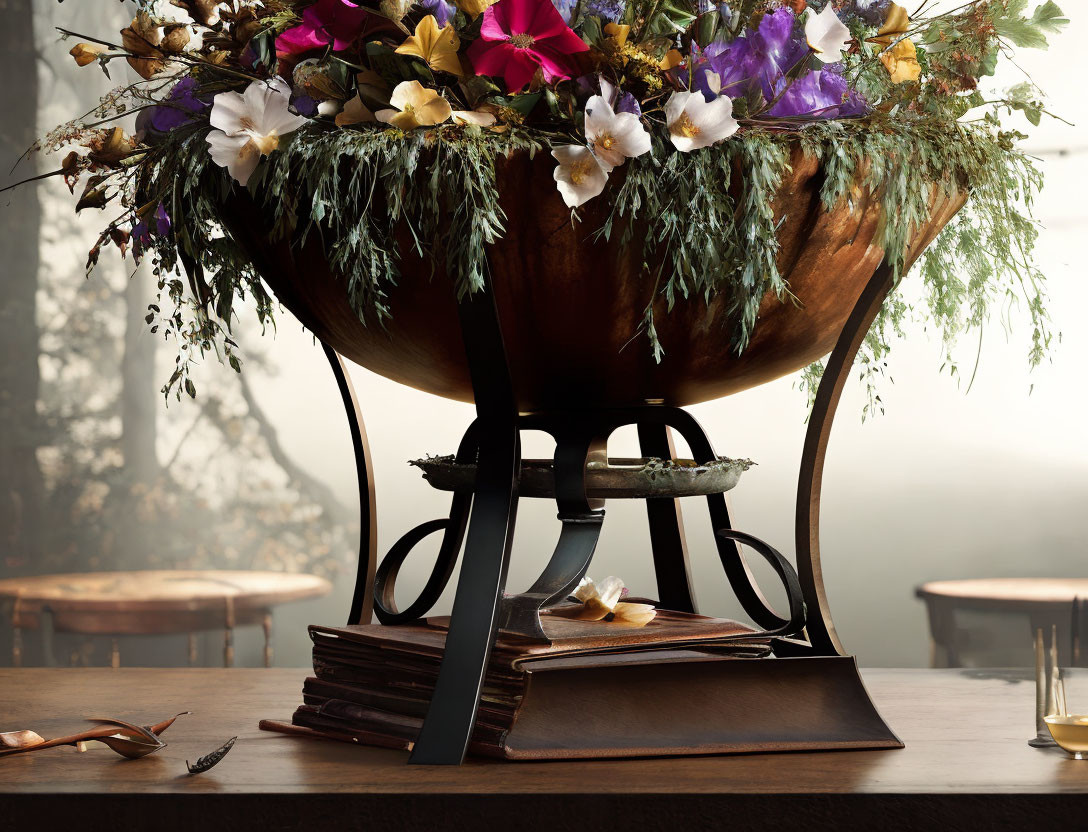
[{"xmin": 372, "ymin": 424, "xmax": 477, "ymax": 625}]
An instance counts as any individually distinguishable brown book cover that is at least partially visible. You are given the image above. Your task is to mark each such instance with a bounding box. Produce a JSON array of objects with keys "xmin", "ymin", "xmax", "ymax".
[{"xmin": 258, "ymin": 611, "xmax": 901, "ymax": 759}]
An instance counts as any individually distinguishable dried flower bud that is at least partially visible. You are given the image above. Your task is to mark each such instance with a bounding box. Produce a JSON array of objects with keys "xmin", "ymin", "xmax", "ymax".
[
  {"xmin": 161, "ymin": 23, "xmax": 191, "ymax": 54},
  {"xmin": 70, "ymin": 43, "xmax": 106, "ymax": 67},
  {"xmin": 121, "ymin": 13, "xmax": 167, "ymax": 79},
  {"xmin": 179, "ymin": 0, "xmax": 224, "ymax": 27},
  {"xmin": 379, "ymin": 0, "xmax": 414, "ymax": 21},
  {"xmin": 88, "ymin": 127, "xmax": 135, "ymax": 166},
  {"xmin": 233, "ymin": 18, "xmax": 262, "ymax": 44}
]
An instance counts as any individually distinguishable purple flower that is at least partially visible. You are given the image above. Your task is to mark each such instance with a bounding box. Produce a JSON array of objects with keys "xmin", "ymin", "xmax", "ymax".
[
  {"xmin": 577, "ymin": 74, "xmax": 642, "ymax": 115},
  {"xmin": 615, "ymin": 90, "xmax": 641, "ymax": 116},
  {"xmin": 137, "ymin": 77, "xmax": 210, "ymax": 136},
  {"xmin": 766, "ymin": 67, "xmax": 868, "ymax": 118},
  {"xmin": 422, "ymin": 0, "xmax": 457, "ymax": 26},
  {"xmin": 584, "ymin": 0, "xmax": 625, "ymax": 20},
  {"xmin": 551, "ymin": 0, "xmax": 577, "ymax": 22},
  {"xmin": 291, "ymin": 93, "xmax": 319, "ymax": 117},
  {"xmin": 690, "ymin": 6, "xmax": 869, "ymax": 120},
  {"xmin": 695, "ymin": 8, "xmax": 809, "ymax": 101},
  {"xmin": 132, "ymin": 204, "xmax": 172, "ymax": 259}
]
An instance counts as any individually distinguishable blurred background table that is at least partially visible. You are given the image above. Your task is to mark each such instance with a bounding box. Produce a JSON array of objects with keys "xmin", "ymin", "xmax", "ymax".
[
  {"xmin": 916, "ymin": 578, "xmax": 1088, "ymax": 668},
  {"xmin": 0, "ymin": 570, "xmax": 331, "ymax": 668}
]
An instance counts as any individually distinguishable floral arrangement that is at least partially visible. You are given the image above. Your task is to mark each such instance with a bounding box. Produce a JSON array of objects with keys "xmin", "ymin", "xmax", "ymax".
[{"xmin": 16, "ymin": 0, "xmax": 1068, "ymax": 399}]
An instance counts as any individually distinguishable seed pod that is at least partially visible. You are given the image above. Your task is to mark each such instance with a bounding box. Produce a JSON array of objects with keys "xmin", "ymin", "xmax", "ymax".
[{"xmin": 186, "ymin": 736, "xmax": 236, "ymax": 774}]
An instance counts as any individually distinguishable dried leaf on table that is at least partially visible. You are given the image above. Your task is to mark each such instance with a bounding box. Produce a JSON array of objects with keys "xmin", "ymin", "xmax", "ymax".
[{"xmin": 187, "ymin": 736, "xmax": 237, "ymax": 774}]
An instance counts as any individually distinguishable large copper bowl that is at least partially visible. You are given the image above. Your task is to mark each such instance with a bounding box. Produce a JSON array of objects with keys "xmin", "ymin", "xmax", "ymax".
[{"xmin": 227, "ymin": 147, "xmax": 965, "ymax": 410}]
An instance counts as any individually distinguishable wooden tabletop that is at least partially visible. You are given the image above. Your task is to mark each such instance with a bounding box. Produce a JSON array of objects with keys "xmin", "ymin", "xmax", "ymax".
[
  {"xmin": 916, "ymin": 577, "xmax": 1088, "ymax": 609},
  {"xmin": 2, "ymin": 667, "xmax": 1087, "ymax": 830},
  {"xmin": 0, "ymin": 570, "xmax": 332, "ymax": 634}
]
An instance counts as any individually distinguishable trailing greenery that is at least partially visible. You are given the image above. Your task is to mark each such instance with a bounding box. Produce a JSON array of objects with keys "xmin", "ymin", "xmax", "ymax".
[{"xmin": 138, "ymin": 114, "xmax": 1046, "ymax": 410}]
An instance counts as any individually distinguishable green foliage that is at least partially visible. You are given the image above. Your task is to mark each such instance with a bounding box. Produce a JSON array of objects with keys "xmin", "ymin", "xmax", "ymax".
[
  {"xmin": 137, "ymin": 112, "xmax": 1047, "ymax": 410},
  {"xmin": 994, "ymin": 0, "xmax": 1069, "ymax": 49}
]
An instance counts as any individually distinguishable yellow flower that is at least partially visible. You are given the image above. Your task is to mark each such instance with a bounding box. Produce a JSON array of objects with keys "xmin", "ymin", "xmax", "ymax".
[
  {"xmin": 454, "ymin": 0, "xmax": 497, "ymax": 17},
  {"xmin": 604, "ymin": 22, "xmax": 630, "ymax": 46},
  {"xmin": 869, "ymin": 2, "xmax": 920, "ymax": 83},
  {"xmin": 658, "ymin": 48, "xmax": 683, "ymax": 71},
  {"xmin": 375, "ymin": 80, "xmax": 452, "ymax": 129},
  {"xmin": 871, "ymin": 2, "xmax": 911, "ymax": 47},
  {"xmin": 335, "ymin": 94, "xmax": 377, "ymax": 127},
  {"xmin": 395, "ymin": 15, "xmax": 464, "ymax": 77},
  {"xmin": 879, "ymin": 37, "xmax": 921, "ymax": 83}
]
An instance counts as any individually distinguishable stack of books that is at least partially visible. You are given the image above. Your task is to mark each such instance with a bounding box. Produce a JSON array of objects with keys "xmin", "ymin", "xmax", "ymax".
[{"xmin": 261, "ymin": 609, "xmax": 791, "ymax": 759}]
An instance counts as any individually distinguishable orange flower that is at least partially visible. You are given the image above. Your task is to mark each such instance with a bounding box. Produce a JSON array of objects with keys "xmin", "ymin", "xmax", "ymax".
[{"xmin": 69, "ymin": 43, "xmax": 106, "ymax": 67}]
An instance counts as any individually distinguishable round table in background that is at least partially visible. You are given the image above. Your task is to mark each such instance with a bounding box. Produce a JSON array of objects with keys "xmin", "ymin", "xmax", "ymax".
[
  {"xmin": 0, "ymin": 570, "xmax": 332, "ymax": 668},
  {"xmin": 915, "ymin": 577, "xmax": 1088, "ymax": 668}
]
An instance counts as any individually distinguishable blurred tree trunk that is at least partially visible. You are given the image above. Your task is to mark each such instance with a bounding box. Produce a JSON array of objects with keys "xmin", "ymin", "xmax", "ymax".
[
  {"xmin": 0, "ymin": 0, "xmax": 44, "ymax": 573},
  {"xmin": 121, "ymin": 266, "xmax": 159, "ymax": 484}
]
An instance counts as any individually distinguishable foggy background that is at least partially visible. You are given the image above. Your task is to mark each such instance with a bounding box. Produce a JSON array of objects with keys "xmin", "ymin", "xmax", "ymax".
[{"xmin": 1, "ymin": 0, "xmax": 1084, "ymax": 669}]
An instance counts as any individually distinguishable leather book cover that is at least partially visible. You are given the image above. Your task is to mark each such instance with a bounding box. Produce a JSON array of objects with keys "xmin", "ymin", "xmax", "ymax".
[{"xmin": 275, "ymin": 653, "xmax": 903, "ymax": 760}]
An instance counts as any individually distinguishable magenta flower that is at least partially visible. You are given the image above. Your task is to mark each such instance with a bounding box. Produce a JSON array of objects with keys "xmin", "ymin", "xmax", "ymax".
[
  {"xmin": 275, "ymin": 0, "xmax": 372, "ymax": 58},
  {"xmin": 466, "ymin": 0, "xmax": 589, "ymax": 93}
]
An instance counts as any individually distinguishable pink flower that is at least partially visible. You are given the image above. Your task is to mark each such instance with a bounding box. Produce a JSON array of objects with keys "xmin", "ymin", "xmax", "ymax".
[
  {"xmin": 276, "ymin": 0, "xmax": 377, "ymax": 58},
  {"xmin": 466, "ymin": 0, "xmax": 589, "ymax": 93}
]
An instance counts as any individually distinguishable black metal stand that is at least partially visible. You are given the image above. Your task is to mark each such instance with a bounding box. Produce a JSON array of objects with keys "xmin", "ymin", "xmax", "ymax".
[{"xmin": 321, "ymin": 259, "xmax": 902, "ymax": 765}]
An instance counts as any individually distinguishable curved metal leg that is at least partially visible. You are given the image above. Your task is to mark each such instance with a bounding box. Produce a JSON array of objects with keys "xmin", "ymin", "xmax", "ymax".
[
  {"xmin": 409, "ymin": 276, "xmax": 521, "ymax": 766},
  {"xmin": 373, "ymin": 423, "xmax": 478, "ymax": 625},
  {"xmin": 796, "ymin": 259, "xmax": 896, "ymax": 656},
  {"xmin": 408, "ymin": 419, "xmax": 520, "ymax": 764},
  {"xmin": 322, "ymin": 344, "xmax": 378, "ymax": 626},
  {"xmin": 499, "ymin": 430, "xmax": 606, "ymax": 640}
]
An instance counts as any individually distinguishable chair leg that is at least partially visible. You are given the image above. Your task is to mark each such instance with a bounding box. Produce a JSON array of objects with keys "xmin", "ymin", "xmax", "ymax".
[{"xmin": 408, "ymin": 422, "xmax": 521, "ymax": 765}]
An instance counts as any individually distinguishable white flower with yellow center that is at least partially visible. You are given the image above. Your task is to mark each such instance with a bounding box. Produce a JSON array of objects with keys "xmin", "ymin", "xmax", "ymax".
[
  {"xmin": 206, "ymin": 77, "xmax": 307, "ymax": 186},
  {"xmin": 805, "ymin": 4, "xmax": 851, "ymax": 64},
  {"xmin": 665, "ymin": 90, "xmax": 738, "ymax": 153},
  {"xmin": 375, "ymin": 80, "xmax": 453, "ymax": 129},
  {"xmin": 551, "ymin": 145, "xmax": 609, "ymax": 209},
  {"xmin": 583, "ymin": 94, "xmax": 651, "ymax": 170}
]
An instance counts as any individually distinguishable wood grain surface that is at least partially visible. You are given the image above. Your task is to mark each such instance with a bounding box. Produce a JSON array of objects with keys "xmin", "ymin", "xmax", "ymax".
[{"xmin": 2, "ymin": 667, "xmax": 1086, "ymax": 831}]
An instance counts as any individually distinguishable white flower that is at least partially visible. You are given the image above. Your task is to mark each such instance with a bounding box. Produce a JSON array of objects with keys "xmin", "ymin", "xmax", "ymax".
[
  {"xmin": 206, "ymin": 77, "xmax": 307, "ymax": 186},
  {"xmin": 375, "ymin": 80, "xmax": 452, "ymax": 129},
  {"xmin": 583, "ymin": 94, "xmax": 651, "ymax": 170},
  {"xmin": 574, "ymin": 575, "xmax": 625, "ymax": 610},
  {"xmin": 569, "ymin": 576, "xmax": 656, "ymax": 627},
  {"xmin": 805, "ymin": 4, "xmax": 851, "ymax": 64},
  {"xmin": 551, "ymin": 145, "xmax": 609, "ymax": 209},
  {"xmin": 451, "ymin": 109, "xmax": 497, "ymax": 127},
  {"xmin": 665, "ymin": 91, "xmax": 738, "ymax": 153}
]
